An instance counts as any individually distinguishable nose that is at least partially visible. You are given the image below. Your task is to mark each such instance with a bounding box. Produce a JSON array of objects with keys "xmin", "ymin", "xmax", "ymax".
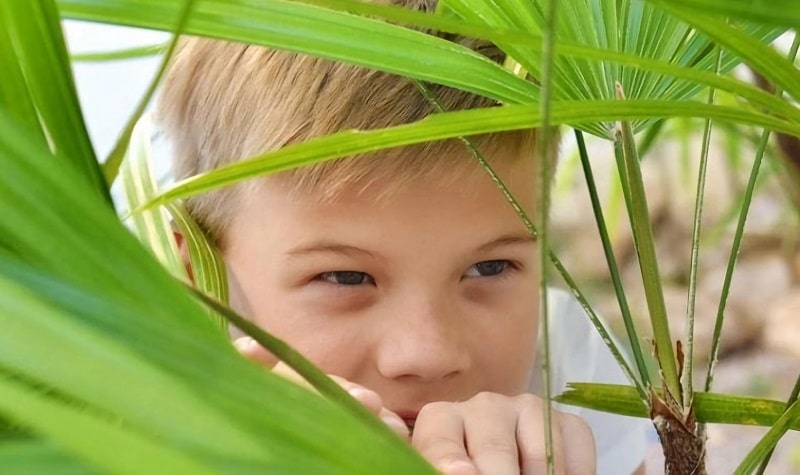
[{"xmin": 374, "ymin": 293, "xmax": 471, "ymax": 383}]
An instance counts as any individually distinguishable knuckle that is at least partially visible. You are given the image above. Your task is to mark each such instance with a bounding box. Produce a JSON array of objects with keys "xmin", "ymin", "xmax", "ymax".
[
  {"xmin": 469, "ymin": 391, "xmax": 503, "ymax": 406},
  {"xmin": 560, "ymin": 412, "xmax": 585, "ymax": 426},
  {"xmin": 418, "ymin": 400, "xmax": 454, "ymax": 418},
  {"xmin": 418, "ymin": 433, "xmax": 461, "ymax": 450},
  {"xmin": 436, "ymin": 457, "xmax": 479, "ymax": 475},
  {"xmin": 559, "ymin": 411, "xmax": 594, "ymax": 442},
  {"xmin": 414, "ymin": 434, "xmax": 471, "ymax": 466},
  {"xmin": 475, "ymin": 435, "xmax": 518, "ymax": 457},
  {"xmin": 515, "ymin": 392, "xmax": 542, "ymax": 408}
]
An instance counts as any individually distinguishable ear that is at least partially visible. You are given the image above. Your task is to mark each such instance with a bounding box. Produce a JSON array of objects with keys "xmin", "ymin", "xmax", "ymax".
[{"xmin": 173, "ymin": 230, "xmax": 195, "ymax": 284}]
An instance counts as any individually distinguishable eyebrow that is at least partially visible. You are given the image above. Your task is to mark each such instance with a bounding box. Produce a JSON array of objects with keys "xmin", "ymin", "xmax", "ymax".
[
  {"xmin": 474, "ymin": 232, "xmax": 537, "ymax": 253},
  {"xmin": 286, "ymin": 232, "xmax": 536, "ymax": 259},
  {"xmin": 287, "ymin": 241, "xmax": 376, "ymax": 259}
]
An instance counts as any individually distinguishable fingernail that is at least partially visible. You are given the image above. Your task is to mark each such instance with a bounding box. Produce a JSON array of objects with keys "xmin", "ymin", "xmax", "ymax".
[
  {"xmin": 382, "ymin": 414, "xmax": 410, "ymax": 437},
  {"xmin": 347, "ymin": 386, "xmax": 382, "ymax": 413},
  {"xmin": 233, "ymin": 336, "xmax": 255, "ymax": 352},
  {"xmin": 348, "ymin": 386, "xmax": 371, "ymax": 400}
]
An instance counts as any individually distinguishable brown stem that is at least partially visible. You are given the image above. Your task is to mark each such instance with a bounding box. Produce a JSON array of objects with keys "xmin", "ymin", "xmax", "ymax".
[
  {"xmin": 751, "ymin": 70, "xmax": 800, "ymax": 174},
  {"xmin": 651, "ymin": 392, "xmax": 707, "ymax": 474}
]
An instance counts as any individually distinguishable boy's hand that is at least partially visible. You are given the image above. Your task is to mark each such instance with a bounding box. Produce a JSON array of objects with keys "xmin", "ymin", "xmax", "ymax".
[
  {"xmin": 412, "ymin": 393, "xmax": 595, "ymax": 475},
  {"xmin": 233, "ymin": 337, "xmax": 410, "ymax": 439},
  {"xmin": 234, "ymin": 337, "xmax": 594, "ymax": 474}
]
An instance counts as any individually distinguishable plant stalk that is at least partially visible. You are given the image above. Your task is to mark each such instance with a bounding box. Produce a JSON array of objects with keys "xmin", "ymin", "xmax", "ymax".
[
  {"xmin": 613, "ymin": 84, "xmax": 680, "ymax": 400},
  {"xmin": 704, "ymin": 33, "xmax": 800, "ymax": 393},
  {"xmin": 684, "ymin": 46, "xmax": 723, "ymax": 412},
  {"xmin": 754, "ymin": 373, "xmax": 800, "ymax": 474},
  {"xmin": 574, "ymin": 129, "xmax": 650, "ymax": 390},
  {"xmin": 537, "ymin": 0, "xmax": 560, "ymax": 470}
]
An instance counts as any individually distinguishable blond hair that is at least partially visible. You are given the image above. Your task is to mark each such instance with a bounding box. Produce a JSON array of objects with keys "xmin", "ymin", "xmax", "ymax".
[{"xmin": 157, "ymin": 0, "xmax": 538, "ymax": 245}]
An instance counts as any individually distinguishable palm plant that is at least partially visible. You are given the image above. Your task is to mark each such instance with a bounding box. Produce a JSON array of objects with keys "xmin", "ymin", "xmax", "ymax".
[{"xmin": 1, "ymin": 0, "xmax": 799, "ymax": 473}]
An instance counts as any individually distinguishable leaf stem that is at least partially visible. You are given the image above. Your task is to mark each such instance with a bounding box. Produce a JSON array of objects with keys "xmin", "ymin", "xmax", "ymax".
[
  {"xmin": 755, "ymin": 373, "xmax": 800, "ymax": 474},
  {"xmin": 70, "ymin": 43, "xmax": 167, "ymax": 62},
  {"xmin": 190, "ymin": 289, "xmax": 426, "ymax": 461},
  {"xmin": 548, "ymin": 254, "xmax": 649, "ymax": 403},
  {"xmin": 415, "ymin": 83, "xmax": 648, "ymax": 405},
  {"xmin": 614, "ymin": 83, "xmax": 680, "ymax": 401},
  {"xmin": 537, "ymin": 0, "xmax": 559, "ymax": 467},
  {"xmin": 574, "ymin": 129, "xmax": 650, "ymax": 390},
  {"xmin": 704, "ymin": 33, "xmax": 800, "ymax": 393},
  {"xmin": 684, "ymin": 46, "xmax": 723, "ymax": 411},
  {"xmin": 734, "ymin": 399, "xmax": 800, "ymax": 474}
]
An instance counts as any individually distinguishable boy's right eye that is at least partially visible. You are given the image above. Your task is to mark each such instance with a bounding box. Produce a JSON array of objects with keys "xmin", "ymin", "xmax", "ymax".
[{"xmin": 316, "ymin": 271, "xmax": 375, "ymax": 286}]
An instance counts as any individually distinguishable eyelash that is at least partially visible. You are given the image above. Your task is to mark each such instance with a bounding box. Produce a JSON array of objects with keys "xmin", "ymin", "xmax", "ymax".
[
  {"xmin": 314, "ymin": 259, "xmax": 517, "ymax": 286},
  {"xmin": 315, "ymin": 271, "xmax": 375, "ymax": 286},
  {"xmin": 463, "ymin": 259, "xmax": 517, "ymax": 279}
]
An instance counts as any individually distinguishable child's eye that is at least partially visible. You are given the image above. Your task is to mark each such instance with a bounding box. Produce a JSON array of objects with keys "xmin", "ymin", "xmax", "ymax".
[
  {"xmin": 316, "ymin": 271, "xmax": 375, "ymax": 286},
  {"xmin": 464, "ymin": 260, "xmax": 512, "ymax": 278}
]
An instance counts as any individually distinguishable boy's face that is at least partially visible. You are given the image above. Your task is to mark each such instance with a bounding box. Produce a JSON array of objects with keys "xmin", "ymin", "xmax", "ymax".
[{"xmin": 223, "ymin": 155, "xmax": 539, "ymax": 421}]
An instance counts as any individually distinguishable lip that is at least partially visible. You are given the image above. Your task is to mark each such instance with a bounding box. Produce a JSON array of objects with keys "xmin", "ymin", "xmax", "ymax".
[{"xmin": 396, "ymin": 411, "xmax": 419, "ymax": 431}]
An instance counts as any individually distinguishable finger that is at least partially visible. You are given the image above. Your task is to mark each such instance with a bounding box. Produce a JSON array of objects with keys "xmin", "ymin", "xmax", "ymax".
[
  {"xmin": 379, "ymin": 407, "xmax": 411, "ymax": 440},
  {"xmin": 234, "ymin": 339, "xmax": 405, "ymax": 440},
  {"xmin": 462, "ymin": 393, "xmax": 520, "ymax": 475},
  {"xmin": 337, "ymin": 379, "xmax": 383, "ymax": 415},
  {"xmin": 558, "ymin": 413, "xmax": 595, "ymax": 475},
  {"xmin": 270, "ymin": 359, "xmax": 385, "ymax": 417},
  {"xmin": 271, "ymin": 361, "xmax": 315, "ymax": 391},
  {"xmin": 412, "ymin": 403, "xmax": 478, "ymax": 475},
  {"xmin": 233, "ymin": 336, "xmax": 277, "ymax": 366},
  {"xmin": 515, "ymin": 395, "xmax": 566, "ymax": 475}
]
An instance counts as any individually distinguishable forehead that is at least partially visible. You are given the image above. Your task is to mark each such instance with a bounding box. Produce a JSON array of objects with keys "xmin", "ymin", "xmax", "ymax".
[
  {"xmin": 224, "ymin": 156, "xmax": 537, "ymax": 253},
  {"xmin": 266, "ymin": 142, "xmax": 536, "ymax": 208}
]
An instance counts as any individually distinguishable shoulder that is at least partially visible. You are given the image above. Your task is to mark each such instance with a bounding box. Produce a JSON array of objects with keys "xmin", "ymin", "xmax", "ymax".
[{"xmin": 540, "ymin": 288, "xmax": 604, "ymax": 391}]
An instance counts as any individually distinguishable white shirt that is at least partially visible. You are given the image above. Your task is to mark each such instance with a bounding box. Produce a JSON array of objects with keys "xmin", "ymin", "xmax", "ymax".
[{"xmin": 530, "ymin": 289, "xmax": 648, "ymax": 475}]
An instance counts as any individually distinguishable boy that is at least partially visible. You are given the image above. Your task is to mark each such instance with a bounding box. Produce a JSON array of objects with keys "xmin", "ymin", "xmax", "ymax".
[{"xmin": 158, "ymin": 3, "xmax": 647, "ymax": 472}]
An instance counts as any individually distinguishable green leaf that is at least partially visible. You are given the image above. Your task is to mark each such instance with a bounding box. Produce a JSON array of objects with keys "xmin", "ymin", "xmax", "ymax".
[
  {"xmin": 120, "ymin": 116, "xmax": 187, "ymax": 280},
  {"xmin": 0, "ymin": 0, "xmax": 108, "ymax": 200},
  {"xmin": 556, "ymin": 383, "xmax": 800, "ymax": 431},
  {"xmin": 0, "ymin": 23, "xmax": 42, "ymax": 139},
  {"xmin": 57, "ymin": 0, "xmax": 536, "ymax": 105},
  {"xmin": 644, "ymin": 0, "xmax": 800, "ymax": 29},
  {"xmin": 0, "ymin": 107, "xmax": 434, "ymax": 474},
  {"xmin": 101, "ymin": 0, "xmax": 195, "ymax": 184},
  {"xmin": 704, "ymin": 35, "xmax": 800, "ymax": 395},
  {"xmin": 446, "ymin": 0, "xmax": 785, "ymax": 137},
  {"xmin": 0, "ymin": 372, "xmax": 217, "ymax": 475},
  {"xmin": 614, "ymin": 109, "xmax": 679, "ymax": 400},
  {"xmin": 341, "ymin": 0, "xmax": 793, "ymax": 126},
  {"xmin": 737, "ymin": 399, "xmax": 800, "ymax": 474},
  {"xmin": 142, "ymin": 100, "xmax": 800, "ymax": 209},
  {"xmin": 192, "ymin": 289, "xmax": 421, "ymax": 448},
  {"xmin": 646, "ymin": 0, "xmax": 800, "ymax": 102},
  {"xmin": 0, "ymin": 440, "xmax": 95, "ymax": 475},
  {"xmin": 574, "ymin": 130, "xmax": 651, "ymax": 391},
  {"xmin": 167, "ymin": 201, "xmax": 229, "ymax": 330},
  {"xmin": 683, "ymin": 47, "xmax": 724, "ymax": 409},
  {"xmin": 0, "ymin": 264, "xmax": 269, "ymax": 462},
  {"xmin": 57, "ymin": 0, "xmax": 798, "ymax": 139}
]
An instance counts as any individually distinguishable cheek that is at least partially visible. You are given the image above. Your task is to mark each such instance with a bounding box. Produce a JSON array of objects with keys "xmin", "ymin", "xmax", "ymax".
[
  {"xmin": 231, "ymin": 281, "xmax": 375, "ymax": 377},
  {"xmin": 464, "ymin": 283, "xmax": 539, "ymax": 393}
]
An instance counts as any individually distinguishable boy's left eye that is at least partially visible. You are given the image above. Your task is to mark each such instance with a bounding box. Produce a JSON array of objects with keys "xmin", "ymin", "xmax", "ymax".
[{"xmin": 464, "ymin": 259, "xmax": 512, "ymax": 278}]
